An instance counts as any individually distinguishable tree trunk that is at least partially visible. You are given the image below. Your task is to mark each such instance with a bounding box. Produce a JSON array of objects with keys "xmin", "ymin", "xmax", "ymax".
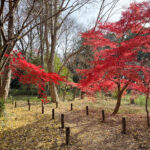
[
  {"xmin": 130, "ymin": 98, "xmax": 134, "ymax": 104},
  {"xmin": 4, "ymin": 67, "xmax": 11, "ymax": 100},
  {"xmin": 0, "ymin": 77, "xmax": 5, "ymax": 98},
  {"xmin": 112, "ymin": 83, "xmax": 122, "ymax": 115},
  {"xmin": 112, "ymin": 82, "xmax": 129, "ymax": 115},
  {"xmin": 145, "ymin": 88, "xmax": 150, "ymax": 127},
  {"xmin": 0, "ymin": 59, "xmax": 12, "ymax": 100},
  {"xmin": 49, "ymin": 81, "xmax": 59, "ymax": 102},
  {"xmin": 0, "ymin": 0, "xmax": 14, "ymax": 100},
  {"xmin": 72, "ymin": 87, "xmax": 77, "ymax": 100},
  {"xmin": 44, "ymin": 0, "xmax": 59, "ymax": 103},
  {"xmin": 48, "ymin": 0, "xmax": 60, "ymax": 103},
  {"xmin": 112, "ymin": 92, "xmax": 122, "ymax": 115},
  {"xmin": 80, "ymin": 91, "xmax": 85, "ymax": 99}
]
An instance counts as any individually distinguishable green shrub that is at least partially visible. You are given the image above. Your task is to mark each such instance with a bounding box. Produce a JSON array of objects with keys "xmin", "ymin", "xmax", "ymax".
[
  {"xmin": 9, "ymin": 88, "xmax": 38, "ymax": 96},
  {"xmin": 0, "ymin": 99, "xmax": 5, "ymax": 117},
  {"xmin": 135, "ymin": 95, "xmax": 150, "ymax": 106}
]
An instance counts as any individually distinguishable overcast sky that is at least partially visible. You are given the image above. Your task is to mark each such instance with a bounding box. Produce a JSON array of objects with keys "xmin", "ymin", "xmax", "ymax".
[{"xmin": 72, "ymin": 0, "xmax": 149, "ymax": 29}]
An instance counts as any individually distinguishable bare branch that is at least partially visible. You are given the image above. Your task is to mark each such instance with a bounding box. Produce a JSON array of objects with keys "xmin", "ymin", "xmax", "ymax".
[
  {"xmin": 0, "ymin": 0, "xmax": 5, "ymax": 17},
  {"xmin": 58, "ymin": 46, "xmax": 84, "ymax": 74},
  {"xmin": 3, "ymin": 0, "xmax": 20, "ymax": 23}
]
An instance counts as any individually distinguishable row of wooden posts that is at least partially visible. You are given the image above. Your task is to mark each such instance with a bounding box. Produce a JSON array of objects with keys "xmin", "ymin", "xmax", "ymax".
[{"xmin": 14, "ymin": 100, "xmax": 126, "ymax": 145}]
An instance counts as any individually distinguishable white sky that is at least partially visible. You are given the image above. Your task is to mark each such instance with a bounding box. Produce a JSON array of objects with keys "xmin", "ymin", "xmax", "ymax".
[
  {"xmin": 57, "ymin": 0, "xmax": 149, "ymax": 56},
  {"xmin": 72, "ymin": 0, "xmax": 149, "ymax": 29}
]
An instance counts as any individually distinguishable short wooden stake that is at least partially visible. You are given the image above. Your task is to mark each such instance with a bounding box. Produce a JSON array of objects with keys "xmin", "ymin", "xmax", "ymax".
[
  {"xmin": 86, "ymin": 106, "xmax": 89, "ymax": 115},
  {"xmin": 42, "ymin": 103, "xmax": 44, "ymax": 114},
  {"xmin": 28, "ymin": 99, "xmax": 30, "ymax": 111},
  {"xmin": 71, "ymin": 103, "xmax": 73, "ymax": 111},
  {"xmin": 56, "ymin": 102, "xmax": 58, "ymax": 108},
  {"xmin": 27, "ymin": 99, "xmax": 30, "ymax": 105},
  {"xmin": 15, "ymin": 101, "xmax": 17, "ymax": 108},
  {"xmin": 122, "ymin": 117, "xmax": 126, "ymax": 134},
  {"xmin": 28, "ymin": 102, "xmax": 31, "ymax": 111},
  {"xmin": 61, "ymin": 114, "xmax": 64, "ymax": 128},
  {"xmin": 52, "ymin": 109, "xmax": 55, "ymax": 119},
  {"xmin": 102, "ymin": 110, "xmax": 105, "ymax": 122},
  {"xmin": 66, "ymin": 127, "xmax": 70, "ymax": 145}
]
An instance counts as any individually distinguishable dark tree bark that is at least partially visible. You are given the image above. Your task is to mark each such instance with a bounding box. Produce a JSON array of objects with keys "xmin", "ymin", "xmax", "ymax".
[
  {"xmin": 112, "ymin": 91, "xmax": 122, "ymax": 115},
  {"xmin": 145, "ymin": 88, "xmax": 150, "ymax": 127},
  {"xmin": 112, "ymin": 83, "xmax": 128, "ymax": 115}
]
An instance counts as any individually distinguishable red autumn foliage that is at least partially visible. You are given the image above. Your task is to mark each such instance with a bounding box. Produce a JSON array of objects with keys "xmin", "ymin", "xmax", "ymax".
[
  {"xmin": 76, "ymin": 1, "xmax": 150, "ymax": 114},
  {"xmin": 5, "ymin": 51, "xmax": 64, "ymax": 103}
]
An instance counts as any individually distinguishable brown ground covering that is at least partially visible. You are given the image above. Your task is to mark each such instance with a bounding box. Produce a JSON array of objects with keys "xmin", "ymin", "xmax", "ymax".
[{"xmin": 0, "ymin": 98, "xmax": 150, "ymax": 150}]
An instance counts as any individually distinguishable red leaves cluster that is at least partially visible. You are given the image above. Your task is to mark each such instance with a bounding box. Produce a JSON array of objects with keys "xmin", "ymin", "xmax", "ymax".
[
  {"xmin": 5, "ymin": 51, "xmax": 64, "ymax": 103},
  {"xmin": 77, "ymin": 1, "xmax": 150, "ymax": 96}
]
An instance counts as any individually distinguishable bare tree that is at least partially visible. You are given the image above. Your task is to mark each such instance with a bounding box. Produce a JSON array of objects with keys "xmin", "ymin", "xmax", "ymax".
[
  {"xmin": 0, "ymin": 0, "xmax": 70, "ymax": 99},
  {"xmin": 0, "ymin": 0, "xmax": 121, "ymax": 100},
  {"xmin": 58, "ymin": 0, "xmax": 121, "ymax": 75},
  {"xmin": 43, "ymin": 0, "xmax": 96, "ymax": 102}
]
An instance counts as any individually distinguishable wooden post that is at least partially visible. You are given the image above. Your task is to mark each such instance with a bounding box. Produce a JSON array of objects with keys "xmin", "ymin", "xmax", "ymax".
[
  {"xmin": 86, "ymin": 106, "xmax": 89, "ymax": 115},
  {"xmin": 27, "ymin": 99, "xmax": 30, "ymax": 105},
  {"xmin": 66, "ymin": 127, "xmax": 70, "ymax": 145},
  {"xmin": 61, "ymin": 114, "xmax": 64, "ymax": 128},
  {"xmin": 71, "ymin": 103, "xmax": 73, "ymax": 111},
  {"xmin": 52, "ymin": 109, "xmax": 55, "ymax": 119},
  {"xmin": 102, "ymin": 110, "xmax": 105, "ymax": 122},
  {"xmin": 122, "ymin": 117, "xmax": 126, "ymax": 134},
  {"xmin": 81, "ymin": 91, "xmax": 85, "ymax": 99},
  {"xmin": 130, "ymin": 98, "xmax": 134, "ymax": 104},
  {"xmin": 56, "ymin": 102, "xmax": 58, "ymax": 108},
  {"xmin": 28, "ymin": 99, "xmax": 30, "ymax": 111},
  {"xmin": 42, "ymin": 103, "xmax": 44, "ymax": 114},
  {"xmin": 15, "ymin": 101, "xmax": 17, "ymax": 108},
  {"xmin": 28, "ymin": 102, "xmax": 31, "ymax": 111}
]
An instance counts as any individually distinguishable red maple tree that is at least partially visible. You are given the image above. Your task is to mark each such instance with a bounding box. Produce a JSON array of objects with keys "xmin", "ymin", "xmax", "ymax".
[
  {"xmin": 5, "ymin": 51, "xmax": 64, "ymax": 103},
  {"xmin": 77, "ymin": 1, "xmax": 150, "ymax": 114}
]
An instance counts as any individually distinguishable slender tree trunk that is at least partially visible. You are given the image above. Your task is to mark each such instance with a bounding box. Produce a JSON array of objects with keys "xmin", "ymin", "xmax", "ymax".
[
  {"xmin": 0, "ymin": 0, "xmax": 14, "ymax": 100},
  {"xmin": 48, "ymin": 0, "xmax": 59, "ymax": 103},
  {"xmin": 37, "ymin": 1, "xmax": 45, "ymax": 98},
  {"xmin": 49, "ymin": 82, "xmax": 59, "ymax": 102},
  {"xmin": 72, "ymin": 87, "xmax": 77, "ymax": 100},
  {"xmin": 112, "ymin": 83, "xmax": 122, "ymax": 115},
  {"xmin": 80, "ymin": 91, "xmax": 85, "ymax": 99},
  {"xmin": 145, "ymin": 88, "xmax": 150, "ymax": 127},
  {"xmin": 40, "ymin": 0, "xmax": 44, "ymax": 68},
  {"xmin": 112, "ymin": 82, "xmax": 129, "ymax": 115},
  {"xmin": 48, "ymin": 41, "xmax": 59, "ymax": 102},
  {"xmin": 0, "ymin": 59, "xmax": 12, "ymax": 100},
  {"xmin": 4, "ymin": 63, "xmax": 12, "ymax": 100},
  {"xmin": 112, "ymin": 92, "xmax": 122, "ymax": 115},
  {"xmin": 0, "ymin": 77, "xmax": 5, "ymax": 98}
]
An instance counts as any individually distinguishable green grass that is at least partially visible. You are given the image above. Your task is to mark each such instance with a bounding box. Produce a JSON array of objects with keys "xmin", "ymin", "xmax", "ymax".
[
  {"xmin": 6, "ymin": 94, "xmax": 74, "ymax": 103},
  {"xmin": 122, "ymin": 94, "xmax": 150, "ymax": 106},
  {"xmin": 0, "ymin": 99, "xmax": 5, "ymax": 117},
  {"xmin": 5, "ymin": 96, "xmax": 43, "ymax": 103}
]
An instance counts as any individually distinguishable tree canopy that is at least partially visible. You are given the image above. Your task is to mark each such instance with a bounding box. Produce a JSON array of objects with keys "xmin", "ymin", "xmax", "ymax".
[
  {"xmin": 5, "ymin": 51, "xmax": 64, "ymax": 103},
  {"xmin": 76, "ymin": 1, "xmax": 150, "ymax": 114}
]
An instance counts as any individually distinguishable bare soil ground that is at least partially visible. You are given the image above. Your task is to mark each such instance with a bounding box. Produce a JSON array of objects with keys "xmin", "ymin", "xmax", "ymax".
[{"xmin": 0, "ymin": 97, "xmax": 150, "ymax": 150}]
